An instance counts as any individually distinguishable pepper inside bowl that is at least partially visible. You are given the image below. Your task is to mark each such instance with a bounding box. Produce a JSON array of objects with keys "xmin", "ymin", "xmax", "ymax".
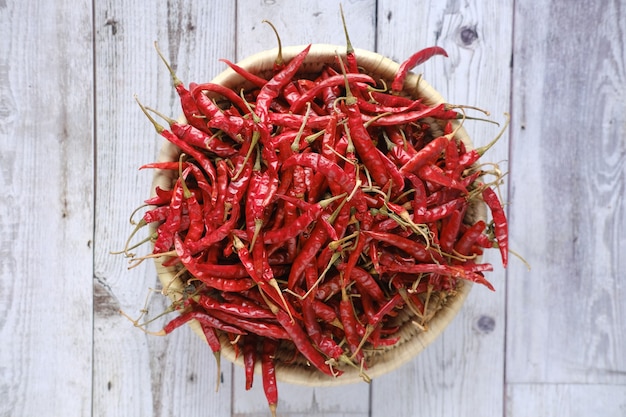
[{"xmin": 145, "ymin": 44, "xmax": 494, "ymax": 387}]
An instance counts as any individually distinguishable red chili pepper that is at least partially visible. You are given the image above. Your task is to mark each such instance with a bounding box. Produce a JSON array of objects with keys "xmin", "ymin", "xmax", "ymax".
[
  {"xmin": 289, "ymin": 73, "xmax": 375, "ymax": 114},
  {"xmin": 301, "ymin": 294, "xmax": 343, "ymax": 359},
  {"xmin": 219, "ymin": 58, "xmax": 267, "ymax": 88},
  {"xmin": 196, "ymin": 294, "xmax": 276, "ymax": 320},
  {"xmin": 382, "ymin": 262, "xmax": 494, "ymax": 291},
  {"xmin": 209, "ymin": 309, "xmax": 290, "ymax": 340},
  {"xmin": 242, "ymin": 336, "xmax": 257, "ymax": 390},
  {"xmin": 482, "ymin": 186, "xmax": 509, "ymax": 267},
  {"xmin": 154, "ymin": 42, "xmax": 208, "ymax": 133},
  {"xmin": 418, "ymin": 164, "xmax": 467, "ymax": 194},
  {"xmin": 142, "ymin": 205, "xmax": 170, "ymax": 224},
  {"xmin": 391, "ymin": 46, "xmax": 448, "ymax": 92},
  {"xmin": 135, "ymin": 97, "xmax": 218, "ymax": 189},
  {"xmin": 362, "ymin": 230, "xmax": 443, "ymax": 263},
  {"xmin": 339, "ymin": 285, "xmax": 364, "ymax": 363},
  {"xmin": 415, "ymin": 197, "xmax": 467, "ymax": 223},
  {"xmin": 274, "ymin": 309, "xmax": 340, "ymax": 377},
  {"xmin": 192, "ymin": 82, "xmax": 252, "ymax": 116},
  {"xmin": 454, "ymin": 220, "xmax": 486, "ymax": 256},
  {"xmin": 439, "ymin": 207, "xmax": 466, "ymax": 254},
  {"xmin": 144, "ymin": 186, "xmax": 173, "ymax": 206},
  {"xmin": 369, "ymin": 293, "xmax": 404, "ymax": 327},
  {"xmin": 255, "ymin": 44, "xmax": 311, "ymax": 123},
  {"xmin": 351, "ymin": 267, "xmax": 386, "ymax": 304},
  {"xmin": 287, "ymin": 221, "xmax": 329, "ymax": 290},
  {"xmin": 184, "ymin": 204, "xmax": 240, "ymax": 255},
  {"xmin": 399, "ymin": 135, "xmax": 449, "ymax": 175},
  {"xmin": 173, "ymin": 234, "xmax": 257, "ymax": 291},
  {"xmin": 159, "ymin": 310, "xmax": 246, "ymax": 336},
  {"xmin": 364, "ymin": 103, "xmax": 458, "ymax": 126},
  {"xmin": 315, "ymin": 273, "xmax": 342, "ymax": 301},
  {"xmin": 267, "ymin": 112, "xmax": 336, "ymax": 130},
  {"xmin": 152, "ymin": 179, "xmax": 184, "ymax": 253},
  {"xmin": 261, "ymin": 338, "xmax": 279, "ymax": 416}
]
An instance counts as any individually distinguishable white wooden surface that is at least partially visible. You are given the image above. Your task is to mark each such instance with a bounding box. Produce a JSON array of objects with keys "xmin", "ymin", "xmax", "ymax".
[{"xmin": 1, "ymin": 1, "xmax": 625, "ymax": 416}]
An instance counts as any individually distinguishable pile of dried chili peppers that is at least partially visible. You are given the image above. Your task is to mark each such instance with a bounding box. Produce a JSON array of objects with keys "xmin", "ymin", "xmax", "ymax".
[{"xmin": 122, "ymin": 34, "xmax": 508, "ymax": 416}]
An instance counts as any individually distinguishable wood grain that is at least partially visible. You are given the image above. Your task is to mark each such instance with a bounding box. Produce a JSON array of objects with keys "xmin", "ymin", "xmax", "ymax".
[
  {"xmin": 507, "ymin": 0, "xmax": 626, "ymax": 385},
  {"xmin": 507, "ymin": 383, "xmax": 626, "ymax": 417},
  {"xmin": 0, "ymin": 0, "xmax": 94, "ymax": 416}
]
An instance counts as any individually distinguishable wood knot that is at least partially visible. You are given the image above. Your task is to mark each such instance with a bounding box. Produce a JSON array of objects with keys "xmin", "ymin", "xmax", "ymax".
[{"xmin": 458, "ymin": 25, "xmax": 479, "ymax": 48}]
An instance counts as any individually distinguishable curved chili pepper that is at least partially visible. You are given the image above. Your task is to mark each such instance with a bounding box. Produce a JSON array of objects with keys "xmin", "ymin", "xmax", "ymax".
[
  {"xmin": 482, "ymin": 186, "xmax": 509, "ymax": 267},
  {"xmin": 196, "ymin": 294, "xmax": 276, "ymax": 320},
  {"xmin": 210, "ymin": 310, "xmax": 290, "ymax": 340},
  {"xmin": 350, "ymin": 267, "xmax": 387, "ymax": 304},
  {"xmin": 287, "ymin": 221, "xmax": 329, "ymax": 289},
  {"xmin": 382, "ymin": 262, "xmax": 494, "ymax": 291},
  {"xmin": 454, "ymin": 220, "xmax": 486, "ymax": 256},
  {"xmin": 399, "ymin": 135, "xmax": 449, "ymax": 175},
  {"xmin": 364, "ymin": 103, "xmax": 458, "ymax": 126},
  {"xmin": 160, "ymin": 310, "xmax": 246, "ymax": 336},
  {"xmin": 439, "ymin": 207, "xmax": 466, "ymax": 254},
  {"xmin": 142, "ymin": 205, "xmax": 170, "ymax": 224},
  {"xmin": 255, "ymin": 44, "xmax": 311, "ymax": 123},
  {"xmin": 362, "ymin": 230, "xmax": 443, "ymax": 263},
  {"xmin": 242, "ymin": 336, "xmax": 257, "ymax": 390},
  {"xmin": 261, "ymin": 338, "xmax": 279, "ymax": 416},
  {"xmin": 274, "ymin": 309, "xmax": 340, "ymax": 377},
  {"xmin": 219, "ymin": 58, "xmax": 267, "ymax": 88},
  {"xmin": 339, "ymin": 286, "xmax": 364, "ymax": 364},
  {"xmin": 418, "ymin": 164, "xmax": 467, "ymax": 194},
  {"xmin": 289, "ymin": 73, "xmax": 375, "ymax": 114},
  {"xmin": 391, "ymin": 46, "xmax": 448, "ymax": 92},
  {"xmin": 154, "ymin": 42, "xmax": 209, "ymax": 133}
]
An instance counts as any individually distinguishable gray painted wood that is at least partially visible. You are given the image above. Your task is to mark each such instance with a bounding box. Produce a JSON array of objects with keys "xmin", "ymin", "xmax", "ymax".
[{"xmin": 2, "ymin": 0, "xmax": 625, "ymax": 416}]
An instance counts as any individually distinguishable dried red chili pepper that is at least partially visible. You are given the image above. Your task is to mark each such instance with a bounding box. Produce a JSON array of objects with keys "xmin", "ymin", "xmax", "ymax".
[
  {"xmin": 261, "ymin": 338, "xmax": 279, "ymax": 417},
  {"xmin": 391, "ymin": 46, "xmax": 448, "ymax": 92},
  {"xmin": 482, "ymin": 186, "xmax": 509, "ymax": 267}
]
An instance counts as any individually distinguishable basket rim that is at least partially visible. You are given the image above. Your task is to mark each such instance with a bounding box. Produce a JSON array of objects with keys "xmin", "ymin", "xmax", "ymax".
[{"xmin": 151, "ymin": 45, "xmax": 482, "ymax": 386}]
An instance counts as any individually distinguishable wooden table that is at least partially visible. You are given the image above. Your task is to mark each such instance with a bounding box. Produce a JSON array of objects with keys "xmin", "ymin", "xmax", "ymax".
[{"xmin": 2, "ymin": 1, "xmax": 625, "ymax": 416}]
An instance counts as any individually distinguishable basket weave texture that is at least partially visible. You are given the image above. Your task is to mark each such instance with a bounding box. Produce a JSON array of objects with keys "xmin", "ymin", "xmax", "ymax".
[{"xmin": 151, "ymin": 44, "xmax": 484, "ymax": 386}]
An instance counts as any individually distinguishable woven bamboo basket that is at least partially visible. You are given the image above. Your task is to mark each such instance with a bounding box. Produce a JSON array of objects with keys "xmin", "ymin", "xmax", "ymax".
[{"xmin": 151, "ymin": 44, "xmax": 485, "ymax": 386}]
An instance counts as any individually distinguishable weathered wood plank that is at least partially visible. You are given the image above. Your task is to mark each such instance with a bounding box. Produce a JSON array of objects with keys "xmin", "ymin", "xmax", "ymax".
[
  {"xmin": 0, "ymin": 0, "xmax": 94, "ymax": 416},
  {"xmin": 372, "ymin": 1, "xmax": 512, "ymax": 416},
  {"xmin": 507, "ymin": 0, "xmax": 626, "ymax": 384},
  {"xmin": 93, "ymin": 1, "xmax": 236, "ymax": 416},
  {"xmin": 507, "ymin": 383, "xmax": 626, "ymax": 417},
  {"xmin": 231, "ymin": 1, "xmax": 376, "ymax": 415}
]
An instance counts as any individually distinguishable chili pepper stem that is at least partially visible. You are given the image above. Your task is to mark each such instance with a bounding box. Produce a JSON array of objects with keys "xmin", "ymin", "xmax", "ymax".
[
  {"xmin": 338, "ymin": 355, "xmax": 372, "ymax": 383},
  {"xmin": 111, "ymin": 219, "xmax": 148, "ymax": 257},
  {"xmin": 291, "ymin": 102, "xmax": 312, "ymax": 152},
  {"xmin": 262, "ymin": 20, "xmax": 284, "ymax": 69},
  {"xmin": 340, "ymin": 4, "xmax": 354, "ymax": 55},
  {"xmin": 154, "ymin": 41, "xmax": 183, "ymax": 87},
  {"xmin": 350, "ymin": 324, "xmax": 375, "ymax": 363},
  {"xmin": 127, "ymin": 249, "xmax": 177, "ymax": 269},
  {"xmin": 476, "ymin": 112, "xmax": 511, "ymax": 156},
  {"xmin": 233, "ymin": 130, "xmax": 260, "ymax": 180},
  {"xmin": 145, "ymin": 106, "xmax": 179, "ymax": 127},
  {"xmin": 134, "ymin": 95, "xmax": 167, "ymax": 134},
  {"xmin": 298, "ymin": 252, "xmax": 342, "ymax": 300}
]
